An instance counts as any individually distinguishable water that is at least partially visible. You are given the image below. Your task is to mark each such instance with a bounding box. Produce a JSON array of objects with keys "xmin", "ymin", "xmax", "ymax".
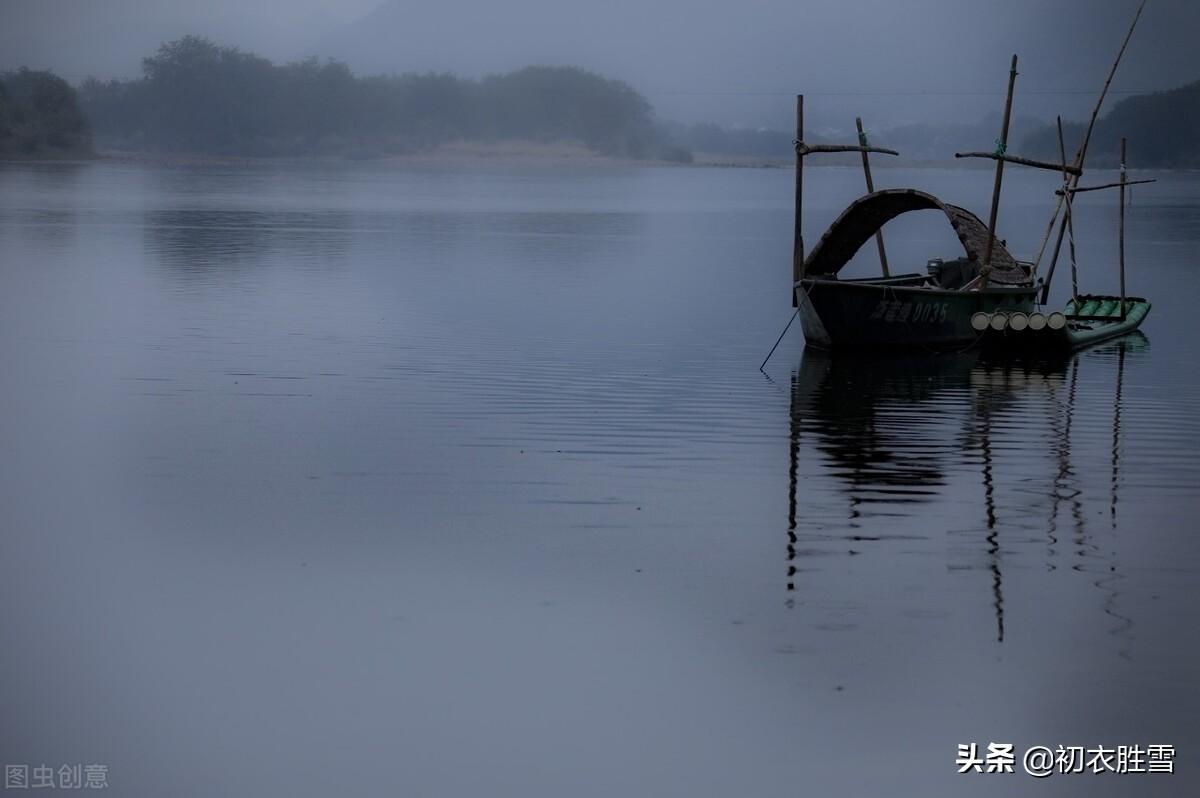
[{"xmin": 1, "ymin": 160, "xmax": 1198, "ymax": 796}]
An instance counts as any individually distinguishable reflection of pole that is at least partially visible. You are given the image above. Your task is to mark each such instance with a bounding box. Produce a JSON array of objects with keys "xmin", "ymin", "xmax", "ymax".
[
  {"xmin": 1111, "ymin": 342, "xmax": 1126, "ymax": 527},
  {"xmin": 978, "ymin": 365, "xmax": 1004, "ymax": 643},
  {"xmin": 856, "ymin": 117, "xmax": 889, "ymax": 277},
  {"xmin": 1065, "ymin": 358, "xmax": 1087, "ymax": 554},
  {"xmin": 787, "ymin": 372, "xmax": 800, "ymax": 593},
  {"xmin": 980, "ymin": 54, "xmax": 1018, "ymax": 290},
  {"xmin": 792, "ymin": 95, "xmax": 804, "ymax": 305},
  {"xmin": 1104, "ymin": 341, "xmax": 1133, "ymax": 658}
]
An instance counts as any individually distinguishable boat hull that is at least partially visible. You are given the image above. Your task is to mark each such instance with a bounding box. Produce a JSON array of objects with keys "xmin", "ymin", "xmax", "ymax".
[{"xmin": 796, "ymin": 276, "xmax": 1037, "ymax": 350}]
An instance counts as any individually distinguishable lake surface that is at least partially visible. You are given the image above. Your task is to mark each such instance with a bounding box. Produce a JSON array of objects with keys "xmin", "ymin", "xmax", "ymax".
[{"xmin": 2, "ymin": 160, "xmax": 1198, "ymax": 796}]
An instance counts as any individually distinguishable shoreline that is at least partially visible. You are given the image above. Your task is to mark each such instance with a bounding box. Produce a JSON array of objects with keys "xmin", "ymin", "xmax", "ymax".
[{"xmin": 4, "ymin": 143, "xmax": 1195, "ymax": 172}]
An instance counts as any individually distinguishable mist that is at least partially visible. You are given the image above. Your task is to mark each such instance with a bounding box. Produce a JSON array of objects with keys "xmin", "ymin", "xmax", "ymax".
[
  {"xmin": 6, "ymin": 2, "xmax": 1200, "ymax": 796},
  {"xmin": 4, "ymin": 0, "xmax": 1199, "ymax": 132}
]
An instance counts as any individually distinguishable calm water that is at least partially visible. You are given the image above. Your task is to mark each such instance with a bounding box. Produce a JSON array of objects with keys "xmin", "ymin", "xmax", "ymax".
[{"xmin": 2, "ymin": 160, "xmax": 1198, "ymax": 796}]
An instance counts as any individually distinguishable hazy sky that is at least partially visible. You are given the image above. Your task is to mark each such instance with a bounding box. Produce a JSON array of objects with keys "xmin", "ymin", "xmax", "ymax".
[{"xmin": 3, "ymin": 0, "xmax": 1197, "ymax": 130}]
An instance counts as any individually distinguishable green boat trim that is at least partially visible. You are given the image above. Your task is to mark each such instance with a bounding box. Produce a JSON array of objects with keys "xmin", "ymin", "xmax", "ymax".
[
  {"xmin": 973, "ymin": 293, "xmax": 1151, "ymax": 353},
  {"xmin": 1064, "ymin": 294, "xmax": 1152, "ymax": 350}
]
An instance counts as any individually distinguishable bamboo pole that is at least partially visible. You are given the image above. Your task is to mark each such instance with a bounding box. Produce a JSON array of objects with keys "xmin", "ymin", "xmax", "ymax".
[
  {"xmin": 796, "ymin": 143, "xmax": 899, "ymax": 156},
  {"xmin": 1040, "ymin": 208, "xmax": 1070, "ymax": 305},
  {"xmin": 1057, "ymin": 178, "xmax": 1155, "ymax": 195},
  {"xmin": 856, "ymin": 117, "xmax": 889, "ymax": 277},
  {"xmin": 1057, "ymin": 117, "xmax": 1080, "ymax": 302},
  {"xmin": 979, "ymin": 54, "xmax": 1018, "ymax": 290},
  {"xmin": 1037, "ymin": 0, "xmax": 1147, "ymax": 302},
  {"xmin": 955, "ymin": 151, "xmax": 1081, "ymax": 176},
  {"xmin": 1119, "ymin": 137, "xmax": 1127, "ymax": 320},
  {"xmin": 792, "ymin": 95, "xmax": 804, "ymax": 306}
]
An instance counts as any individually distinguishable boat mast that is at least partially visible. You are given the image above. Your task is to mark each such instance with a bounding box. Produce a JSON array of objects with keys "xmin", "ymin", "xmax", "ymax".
[
  {"xmin": 791, "ymin": 96, "xmax": 899, "ymax": 305},
  {"xmin": 1055, "ymin": 117, "xmax": 1081, "ymax": 303},
  {"xmin": 1037, "ymin": 0, "xmax": 1148, "ymax": 304},
  {"xmin": 792, "ymin": 96, "xmax": 804, "ymax": 306},
  {"xmin": 856, "ymin": 117, "xmax": 890, "ymax": 277},
  {"xmin": 1053, "ymin": 144, "xmax": 1154, "ymax": 316},
  {"xmin": 1119, "ymin": 137, "xmax": 1127, "ymax": 319},
  {"xmin": 978, "ymin": 55, "xmax": 1019, "ymax": 290},
  {"xmin": 956, "ymin": 54, "xmax": 1085, "ymax": 290}
]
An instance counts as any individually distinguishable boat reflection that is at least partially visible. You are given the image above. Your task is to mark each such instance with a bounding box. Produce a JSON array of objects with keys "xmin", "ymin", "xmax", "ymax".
[{"xmin": 785, "ymin": 336, "xmax": 1144, "ymax": 645}]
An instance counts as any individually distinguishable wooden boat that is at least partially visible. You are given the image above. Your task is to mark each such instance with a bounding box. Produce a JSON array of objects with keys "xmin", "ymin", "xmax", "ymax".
[
  {"xmin": 776, "ymin": 1, "xmax": 1153, "ymax": 358},
  {"xmin": 796, "ymin": 188, "xmax": 1038, "ymax": 350}
]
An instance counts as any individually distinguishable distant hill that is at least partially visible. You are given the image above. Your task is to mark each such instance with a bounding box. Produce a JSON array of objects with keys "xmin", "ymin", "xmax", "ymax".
[{"xmin": 1020, "ymin": 79, "xmax": 1200, "ymax": 169}]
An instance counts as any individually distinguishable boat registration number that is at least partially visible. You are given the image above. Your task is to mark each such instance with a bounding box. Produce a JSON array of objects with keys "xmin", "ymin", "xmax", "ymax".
[{"xmin": 868, "ymin": 300, "xmax": 948, "ymax": 324}]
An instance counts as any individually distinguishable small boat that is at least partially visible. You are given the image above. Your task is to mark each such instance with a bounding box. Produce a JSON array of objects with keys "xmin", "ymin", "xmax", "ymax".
[
  {"xmin": 1065, "ymin": 295, "xmax": 1152, "ymax": 348},
  {"xmin": 796, "ymin": 188, "xmax": 1037, "ymax": 350},
  {"xmin": 779, "ymin": 2, "xmax": 1152, "ymax": 357}
]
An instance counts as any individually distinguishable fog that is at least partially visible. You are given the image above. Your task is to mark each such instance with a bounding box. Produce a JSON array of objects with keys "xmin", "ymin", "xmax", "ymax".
[
  {"xmin": 3, "ymin": 0, "xmax": 1199, "ymax": 130},
  {"xmin": 5, "ymin": 3, "xmax": 1200, "ymax": 796}
]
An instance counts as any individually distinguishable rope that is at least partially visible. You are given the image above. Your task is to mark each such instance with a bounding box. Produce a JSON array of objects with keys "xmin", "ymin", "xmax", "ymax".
[
  {"xmin": 993, "ymin": 139, "xmax": 1007, "ymax": 157},
  {"xmin": 760, "ymin": 308, "xmax": 799, "ymax": 371}
]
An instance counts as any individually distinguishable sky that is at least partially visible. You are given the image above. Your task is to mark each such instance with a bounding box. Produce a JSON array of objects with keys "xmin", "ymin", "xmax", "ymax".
[{"xmin": 2, "ymin": 0, "xmax": 1197, "ymax": 131}]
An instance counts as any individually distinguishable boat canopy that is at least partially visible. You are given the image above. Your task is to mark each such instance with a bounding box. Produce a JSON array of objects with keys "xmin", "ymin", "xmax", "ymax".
[{"xmin": 803, "ymin": 189, "xmax": 1027, "ymax": 286}]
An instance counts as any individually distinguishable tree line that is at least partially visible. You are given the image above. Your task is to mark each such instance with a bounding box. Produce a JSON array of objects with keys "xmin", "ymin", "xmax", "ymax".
[
  {"xmin": 5, "ymin": 35, "xmax": 1195, "ymax": 169},
  {"xmin": 1019, "ymin": 78, "xmax": 1200, "ymax": 169},
  {"xmin": 0, "ymin": 68, "xmax": 92, "ymax": 156},
  {"xmin": 77, "ymin": 36, "xmax": 691, "ymax": 161}
]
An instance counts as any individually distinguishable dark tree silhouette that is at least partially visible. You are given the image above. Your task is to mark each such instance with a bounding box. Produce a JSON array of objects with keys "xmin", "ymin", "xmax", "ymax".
[
  {"xmin": 0, "ymin": 68, "xmax": 92, "ymax": 156},
  {"xmin": 76, "ymin": 36, "xmax": 690, "ymax": 161},
  {"xmin": 1020, "ymin": 78, "xmax": 1200, "ymax": 168}
]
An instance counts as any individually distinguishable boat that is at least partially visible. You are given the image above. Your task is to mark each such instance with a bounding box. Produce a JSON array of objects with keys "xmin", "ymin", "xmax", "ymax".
[
  {"xmin": 795, "ymin": 188, "xmax": 1038, "ymax": 350},
  {"xmin": 777, "ymin": 1, "xmax": 1153, "ymax": 357}
]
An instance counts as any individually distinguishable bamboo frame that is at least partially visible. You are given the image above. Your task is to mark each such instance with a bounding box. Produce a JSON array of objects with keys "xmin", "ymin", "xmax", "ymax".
[
  {"xmin": 792, "ymin": 95, "xmax": 804, "ymax": 303},
  {"xmin": 1056, "ymin": 178, "xmax": 1155, "ymax": 195},
  {"xmin": 856, "ymin": 117, "xmax": 890, "ymax": 277},
  {"xmin": 1038, "ymin": 0, "xmax": 1147, "ymax": 304},
  {"xmin": 978, "ymin": 54, "xmax": 1019, "ymax": 289},
  {"xmin": 790, "ymin": 95, "xmax": 899, "ymax": 301},
  {"xmin": 1056, "ymin": 117, "xmax": 1080, "ymax": 302},
  {"xmin": 796, "ymin": 143, "xmax": 900, "ymax": 157},
  {"xmin": 955, "ymin": 151, "xmax": 1082, "ymax": 176},
  {"xmin": 1119, "ymin": 137, "xmax": 1127, "ymax": 320}
]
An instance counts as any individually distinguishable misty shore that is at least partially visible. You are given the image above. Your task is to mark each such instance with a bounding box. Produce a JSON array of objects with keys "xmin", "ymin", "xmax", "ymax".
[
  {"xmin": 82, "ymin": 140, "xmax": 683, "ymax": 168},
  {"xmin": 7, "ymin": 140, "xmax": 1193, "ymax": 172}
]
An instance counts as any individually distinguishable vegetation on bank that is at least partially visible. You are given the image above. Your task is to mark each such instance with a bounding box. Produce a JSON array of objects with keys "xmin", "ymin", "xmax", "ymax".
[
  {"xmin": 0, "ymin": 68, "xmax": 92, "ymax": 157},
  {"xmin": 663, "ymin": 121, "xmax": 795, "ymax": 162},
  {"xmin": 77, "ymin": 36, "xmax": 690, "ymax": 161},
  {"xmin": 670, "ymin": 84, "xmax": 1200, "ymax": 169},
  {"xmin": 7, "ymin": 33, "xmax": 1196, "ymax": 169},
  {"xmin": 1020, "ymin": 78, "xmax": 1200, "ymax": 168}
]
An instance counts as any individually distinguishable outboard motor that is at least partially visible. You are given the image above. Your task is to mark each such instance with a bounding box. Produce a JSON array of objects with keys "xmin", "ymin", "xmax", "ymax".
[
  {"xmin": 927, "ymin": 257, "xmax": 981, "ymax": 289},
  {"xmin": 926, "ymin": 259, "xmax": 944, "ymax": 285}
]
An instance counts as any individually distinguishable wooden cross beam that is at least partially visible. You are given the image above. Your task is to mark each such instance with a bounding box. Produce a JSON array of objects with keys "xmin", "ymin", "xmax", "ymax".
[
  {"xmin": 955, "ymin": 151, "xmax": 1083, "ymax": 176},
  {"xmin": 1056, "ymin": 178, "xmax": 1156, "ymax": 195}
]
